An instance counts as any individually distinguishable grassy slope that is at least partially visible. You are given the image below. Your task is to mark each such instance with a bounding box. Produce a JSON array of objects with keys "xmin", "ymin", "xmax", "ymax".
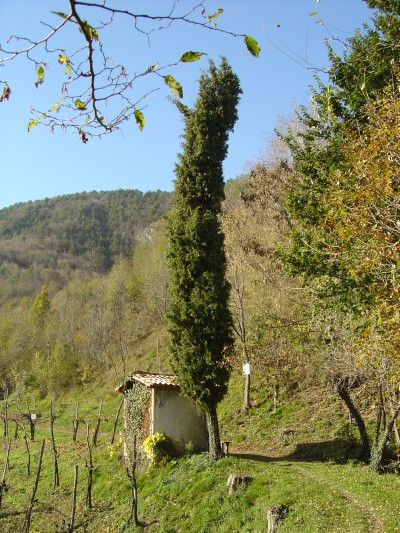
[{"xmin": 0, "ymin": 372, "xmax": 399, "ymax": 532}]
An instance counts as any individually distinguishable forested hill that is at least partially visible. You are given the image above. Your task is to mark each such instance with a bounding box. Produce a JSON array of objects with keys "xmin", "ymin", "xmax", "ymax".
[{"xmin": 0, "ymin": 189, "xmax": 171, "ymax": 303}]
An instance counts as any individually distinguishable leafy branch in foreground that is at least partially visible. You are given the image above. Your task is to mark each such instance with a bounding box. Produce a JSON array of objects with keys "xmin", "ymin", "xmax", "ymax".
[{"xmin": 0, "ymin": 1, "xmax": 259, "ymax": 141}]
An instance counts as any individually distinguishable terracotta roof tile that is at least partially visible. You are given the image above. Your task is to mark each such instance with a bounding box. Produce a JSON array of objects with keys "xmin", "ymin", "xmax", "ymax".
[{"xmin": 116, "ymin": 371, "xmax": 179, "ymax": 392}]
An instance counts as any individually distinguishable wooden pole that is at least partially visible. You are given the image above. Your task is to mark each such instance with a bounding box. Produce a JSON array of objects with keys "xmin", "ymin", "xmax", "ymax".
[
  {"xmin": 3, "ymin": 388, "xmax": 9, "ymax": 439},
  {"xmin": 68, "ymin": 465, "xmax": 79, "ymax": 533},
  {"xmin": 111, "ymin": 396, "xmax": 124, "ymax": 445},
  {"xmin": 92, "ymin": 399, "xmax": 103, "ymax": 447},
  {"xmin": 72, "ymin": 403, "xmax": 80, "ymax": 444},
  {"xmin": 21, "ymin": 439, "xmax": 45, "ymax": 533},
  {"xmin": 50, "ymin": 400, "xmax": 59, "ymax": 489},
  {"xmin": 0, "ymin": 438, "xmax": 11, "ymax": 509},
  {"xmin": 126, "ymin": 435, "xmax": 140, "ymax": 526},
  {"xmin": 85, "ymin": 424, "xmax": 97, "ymax": 509}
]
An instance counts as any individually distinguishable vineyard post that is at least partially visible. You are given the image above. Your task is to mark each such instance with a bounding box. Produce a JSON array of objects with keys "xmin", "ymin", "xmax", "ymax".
[
  {"xmin": 72, "ymin": 403, "xmax": 80, "ymax": 444},
  {"xmin": 85, "ymin": 423, "xmax": 97, "ymax": 509},
  {"xmin": 92, "ymin": 398, "xmax": 103, "ymax": 447},
  {"xmin": 3, "ymin": 388, "xmax": 9, "ymax": 439},
  {"xmin": 0, "ymin": 438, "xmax": 11, "ymax": 509},
  {"xmin": 126, "ymin": 435, "xmax": 140, "ymax": 526},
  {"xmin": 21, "ymin": 439, "xmax": 45, "ymax": 533},
  {"xmin": 67, "ymin": 465, "xmax": 79, "ymax": 533},
  {"xmin": 111, "ymin": 396, "xmax": 123, "ymax": 445},
  {"xmin": 50, "ymin": 399, "xmax": 60, "ymax": 489}
]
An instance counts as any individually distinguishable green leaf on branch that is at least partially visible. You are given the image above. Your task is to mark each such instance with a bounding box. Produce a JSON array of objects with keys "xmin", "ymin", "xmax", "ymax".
[
  {"xmin": 28, "ymin": 119, "xmax": 39, "ymax": 132},
  {"xmin": 208, "ymin": 8, "xmax": 224, "ymax": 22},
  {"xmin": 163, "ymin": 75, "xmax": 183, "ymax": 98},
  {"xmin": 35, "ymin": 65, "xmax": 45, "ymax": 87},
  {"xmin": 244, "ymin": 35, "xmax": 260, "ymax": 57},
  {"xmin": 58, "ymin": 55, "xmax": 71, "ymax": 75},
  {"xmin": 134, "ymin": 109, "xmax": 145, "ymax": 131},
  {"xmin": 74, "ymin": 99, "xmax": 87, "ymax": 110},
  {"xmin": 80, "ymin": 20, "xmax": 99, "ymax": 42},
  {"xmin": 179, "ymin": 51, "xmax": 205, "ymax": 63},
  {"xmin": 52, "ymin": 11, "xmax": 69, "ymax": 19},
  {"xmin": 52, "ymin": 98, "xmax": 64, "ymax": 112}
]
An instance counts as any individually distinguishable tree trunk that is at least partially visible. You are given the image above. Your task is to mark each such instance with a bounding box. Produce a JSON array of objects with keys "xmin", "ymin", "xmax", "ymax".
[
  {"xmin": 370, "ymin": 404, "xmax": 400, "ymax": 473},
  {"xmin": 204, "ymin": 404, "xmax": 223, "ymax": 461},
  {"xmin": 336, "ymin": 384, "xmax": 370, "ymax": 460},
  {"xmin": 267, "ymin": 505, "xmax": 289, "ymax": 533}
]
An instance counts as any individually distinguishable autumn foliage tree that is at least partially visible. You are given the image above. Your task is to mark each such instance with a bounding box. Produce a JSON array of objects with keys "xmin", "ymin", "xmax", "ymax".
[
  {"xmin": 167, "ymin": 58, "xmax": 241, "ymax": 461},
  {"xmin": 279, "ymin": 0, "xmax": 400, "ymax": 469}
]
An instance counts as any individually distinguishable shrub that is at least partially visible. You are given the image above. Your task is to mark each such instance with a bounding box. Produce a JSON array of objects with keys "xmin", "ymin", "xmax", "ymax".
[{"xmin": 143, "ymin": 432, "xmax": 176, "ymax": 464}]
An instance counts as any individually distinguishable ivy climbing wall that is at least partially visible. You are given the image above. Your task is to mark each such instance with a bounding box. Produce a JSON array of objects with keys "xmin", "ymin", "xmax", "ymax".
[{"xmin": 123, "ymin": 383, "xmax": 151, "ymax": 460}]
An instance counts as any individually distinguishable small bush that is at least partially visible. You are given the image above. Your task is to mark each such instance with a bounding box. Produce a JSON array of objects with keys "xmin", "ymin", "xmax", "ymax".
[{"xmin": 143, "ymin": 432, "xmax": 176, "ymax": 463}]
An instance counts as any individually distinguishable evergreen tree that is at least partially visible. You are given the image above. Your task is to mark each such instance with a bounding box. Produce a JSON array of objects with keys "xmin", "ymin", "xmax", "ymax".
[{"xmin": 167, "ymin": 58, "xmax": 241, "ymax": 460}]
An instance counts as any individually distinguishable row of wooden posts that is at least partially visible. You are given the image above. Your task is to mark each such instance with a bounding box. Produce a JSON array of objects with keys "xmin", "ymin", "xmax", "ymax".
[
  {"xmin": 2, "ymin": 389, "xmax": 124, "ymax": 446},
  {"xmin": 0, "ymin": 392, "xmax": 140, "ymax": 532}
]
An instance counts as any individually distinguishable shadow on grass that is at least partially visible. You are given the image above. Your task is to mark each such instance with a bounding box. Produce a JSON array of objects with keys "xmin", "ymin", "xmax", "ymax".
[
  {"xmin": 118, "ymin": 518, "xmax": 159, "ymax": 531},
  {"xmin": 232, "ymin": 438, "xmax": 363, "ymax": 464}
]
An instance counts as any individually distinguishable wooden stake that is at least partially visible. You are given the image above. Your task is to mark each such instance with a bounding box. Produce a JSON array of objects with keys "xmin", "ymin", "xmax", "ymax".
[
  {"xmin": 111, "ymin": 396, "xmax": 124, "ymax": 445},
  {"xmin": 126, "ymin": 435, "xmax": 140, "ymax": 526},
  {"xmin": 85, "ymin": 424, "xmax": 97, "ymax": 509},
  {"xmin": 50, "ymin": 400, "xmax": 59, "ymax": 489},
  {"xmin": 72, "ymin": 403, "xmax": 80, "ymax": 444},
  {"xmin": 21, "ymin": 439, "xmax": 45, "ymax": 533},
  {"xmin": 92, "ymin": 399, "xmax": 103, "ymax": 447},
  {"xmin": 3, "ymin": 388, "xmax": 9, "ymax": 439},
  {"xmin": 23, "ymin": 426, "xmax": 31, "ymax": 478},
  {"xmin": 0, "ymin": 438, "xmax": 11, "ymax": 509},
  {"xmin": 26, "ymin": 402, "xmax": 35, "ymax": 442},
  {"xmin": 68, "ymin": 465, "xmax": 78, "ymax": 533}
]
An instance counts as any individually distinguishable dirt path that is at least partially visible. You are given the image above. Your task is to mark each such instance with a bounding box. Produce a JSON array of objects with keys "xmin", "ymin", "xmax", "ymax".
[
  {"xmin": 233, "ymin": 448, "xmax": 385, "ymax": 533},
  {"xmin": 292, "ymin": 465, "xmax": 385, "ymax": 533}
]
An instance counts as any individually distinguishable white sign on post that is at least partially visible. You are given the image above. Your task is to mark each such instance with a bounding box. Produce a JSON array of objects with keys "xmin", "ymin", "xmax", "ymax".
[{"xmin": 242, "ymin": 362, "xmax": 250, "ymax": 375}]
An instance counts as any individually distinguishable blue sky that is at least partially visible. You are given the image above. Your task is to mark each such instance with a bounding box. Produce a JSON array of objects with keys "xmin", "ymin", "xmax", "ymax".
[{"xmin": 0, "ymin": 0, "xmax": 372, "ymax": 209}]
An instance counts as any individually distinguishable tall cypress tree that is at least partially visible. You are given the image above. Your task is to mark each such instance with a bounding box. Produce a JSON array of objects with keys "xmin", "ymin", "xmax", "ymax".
[{"xmin": 167, "ymin": 58, "xmax": 241, "ymax": 461}]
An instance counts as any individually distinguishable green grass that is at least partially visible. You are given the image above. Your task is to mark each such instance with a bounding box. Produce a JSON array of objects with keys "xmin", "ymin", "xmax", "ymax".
[
  {"xmin": 0, "ymin": 374, "xmax": 399, "ymax": 532},
  {"xmin": 136, "ymin": 454, "xmax": 399, "ymax": 532}
]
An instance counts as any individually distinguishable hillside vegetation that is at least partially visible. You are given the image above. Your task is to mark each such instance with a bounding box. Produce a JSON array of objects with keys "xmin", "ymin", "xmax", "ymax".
[
  {"xmin": 0, "ymin": 1, "xmax": 399, "ymax": 529},
  {"xmin": 0, "ymin": 375, "xmax": 399, "ymax": 532},
  {"xmin": 0, "ymin": 189, "xmax": 171, "ymax": 303}
]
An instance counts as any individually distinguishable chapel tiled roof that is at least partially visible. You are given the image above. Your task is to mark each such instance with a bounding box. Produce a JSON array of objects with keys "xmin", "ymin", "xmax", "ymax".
[{"xmin": 116, "ymin": 371, "xmax": 179, "ymax": 392}]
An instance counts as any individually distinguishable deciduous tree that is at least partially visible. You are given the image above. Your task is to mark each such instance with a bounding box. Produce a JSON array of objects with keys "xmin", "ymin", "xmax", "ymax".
[
  {"xmin": 0, "ymin": 1, "xmax": 259, "ymax": 140},
  {"xmin": 279, "ymin": 0, "xmax": 400, "ymax": 469}
]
